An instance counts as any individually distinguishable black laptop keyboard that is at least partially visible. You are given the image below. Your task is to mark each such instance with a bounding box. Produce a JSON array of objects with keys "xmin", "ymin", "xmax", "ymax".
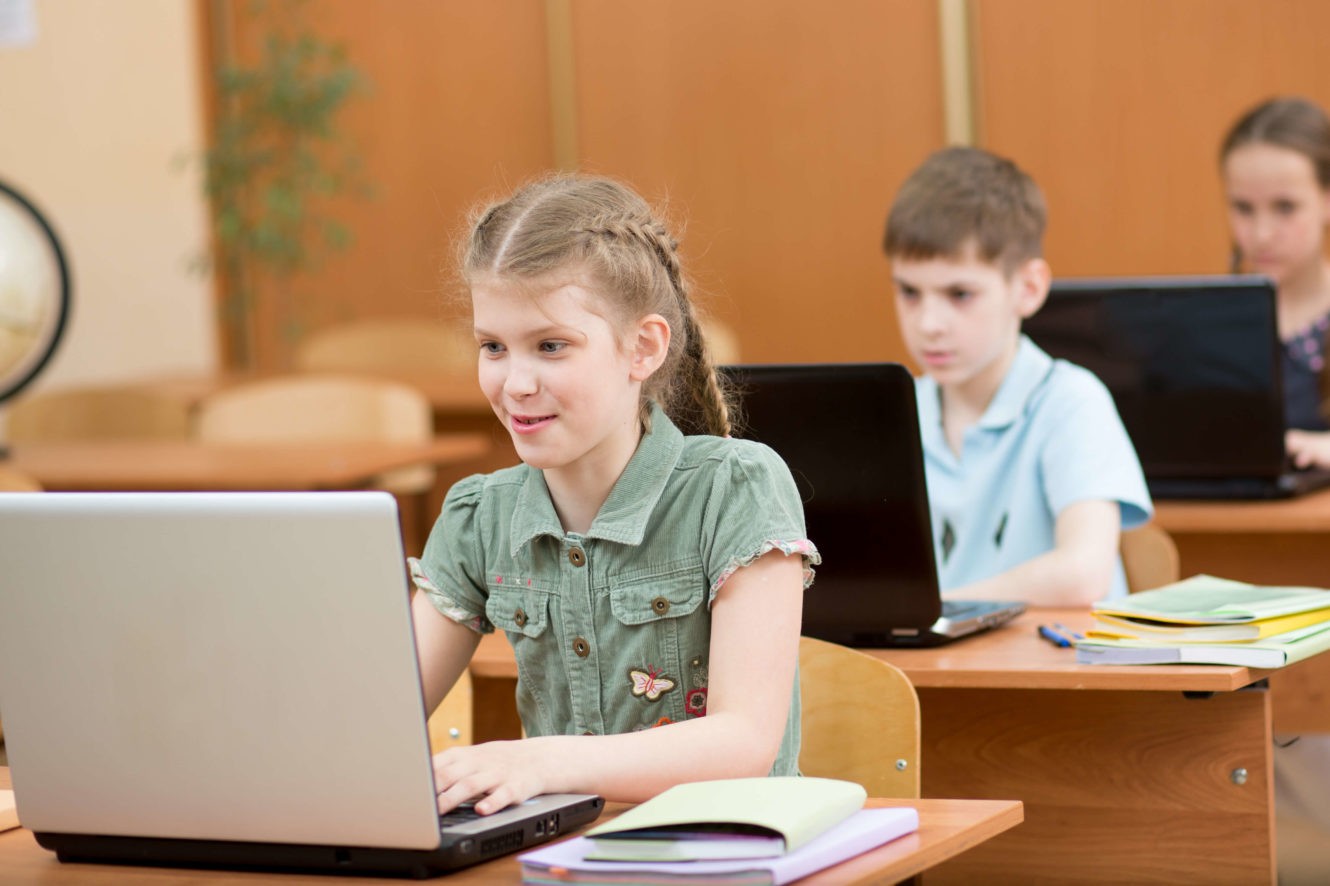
[{"xmin": 439, "ymin": 803, "xmax": 483, "ymax": 830}]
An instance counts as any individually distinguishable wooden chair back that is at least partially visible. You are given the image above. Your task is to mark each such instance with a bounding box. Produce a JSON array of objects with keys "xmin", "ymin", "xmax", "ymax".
[
  {"xmin": 798, "ymin": 635, "xmax": 921, "ymax": 798},
  {"xmin": 195, "ymin": 375, "xmax": 435, "ymax": 494},
  {"xmin": 1120, "ymin": 523, "xmax": 1181, "ymax": 593},
  {"xmin": 6, "ymin": 385, "xmax": 193, "ymax": 443},
  {"xmin": 295, "ymin": 318, "xmax": 475, "ymax": 375},
  {"xmin": 700, "ymin": 315, "xmax": 742, "ymax": 365},
  {"xmin": 0, "ymin": 465, "xmax": 42, "ymax": 492}
]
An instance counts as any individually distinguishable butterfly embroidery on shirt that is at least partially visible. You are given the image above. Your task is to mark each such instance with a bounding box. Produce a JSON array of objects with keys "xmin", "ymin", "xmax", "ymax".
[{"xmin": 628, "ymin": 666, "xmax": 676, "ymax": 702}]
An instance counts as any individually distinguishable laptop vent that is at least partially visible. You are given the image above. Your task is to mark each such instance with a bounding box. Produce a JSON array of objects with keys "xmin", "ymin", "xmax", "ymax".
[{"xmin": 480, "ymin": 828, "xmax": 526, "ymax": 857}]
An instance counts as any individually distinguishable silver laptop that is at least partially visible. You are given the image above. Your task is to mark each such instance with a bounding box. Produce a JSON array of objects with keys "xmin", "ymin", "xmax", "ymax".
[
  {"xmin": 0, "ymin": 491, "xmax": 601, "ymax": 877},
  {"xmin": 722, "ymin": 363, "xmax": 1025, "ymax": 647}
]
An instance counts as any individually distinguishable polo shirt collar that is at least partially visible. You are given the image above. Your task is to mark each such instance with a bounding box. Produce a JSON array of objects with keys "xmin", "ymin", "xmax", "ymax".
[
  {"xmin": 509, "ymin": 402, "xmax": 684, "ymax": 555},
  {"xmin": 978, "ymin": 336, "xmax": 1053, "ymax": 430}
]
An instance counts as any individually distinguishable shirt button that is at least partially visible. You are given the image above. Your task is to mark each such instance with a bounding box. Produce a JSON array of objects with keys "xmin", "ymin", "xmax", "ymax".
[
  {"xmin": 513, "ymin": 607, "xmax": 527, "ymax": 628},
  {"xmin": 651, "ymin": 596, "xmax": 670, "ymax": 616},
  {"xmin": 572, "ymin": 637, "xmax": 590, "ymax": 657},
  {"xmin": 568, "ymin": 547, "xmax": 586, "ymax": 567}
]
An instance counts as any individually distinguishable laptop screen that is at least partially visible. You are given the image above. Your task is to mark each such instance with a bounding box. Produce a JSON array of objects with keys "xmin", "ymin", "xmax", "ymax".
[
  {"xmin": 1023, "ymin": 275, "xmax": 1286, "ymax": 480},
  {"xmin": 721, "ymin": 363, "xmax": 942, "ymax": 644}
]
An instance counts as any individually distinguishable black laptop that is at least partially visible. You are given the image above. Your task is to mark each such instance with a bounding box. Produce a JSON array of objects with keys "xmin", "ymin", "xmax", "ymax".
[
  {"xmin": 0, "ymin": 491, "xmax": 602, "ymax": 878},
  {"xmin": 721, "ymin": 362, "xmax": 1025, "ymax": 648},
  {"xmin": 1023, "ymin": 274, "xmax": 1330, "ymax": 500}
]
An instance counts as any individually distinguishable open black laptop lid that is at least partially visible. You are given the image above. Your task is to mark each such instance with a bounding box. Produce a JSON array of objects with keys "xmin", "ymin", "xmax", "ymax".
[
  {"xmin": 1024, "ymin": 275, "xmax": 1286, "ymax": 482},
  {"xmin": 721, "ymin": 363, "xmax": 942, "ymax": 644}
]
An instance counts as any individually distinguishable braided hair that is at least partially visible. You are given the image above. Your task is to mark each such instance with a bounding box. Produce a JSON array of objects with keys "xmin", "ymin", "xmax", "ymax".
[{"xmin": 460, "ymin": 174, "xmax": 733, "ymax": 437}]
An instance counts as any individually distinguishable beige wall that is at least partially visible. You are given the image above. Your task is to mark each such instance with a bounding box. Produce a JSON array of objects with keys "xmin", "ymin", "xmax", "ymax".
[{"xmin": 0, "ymin": 0, "xmax": 215, "ymax": 433}]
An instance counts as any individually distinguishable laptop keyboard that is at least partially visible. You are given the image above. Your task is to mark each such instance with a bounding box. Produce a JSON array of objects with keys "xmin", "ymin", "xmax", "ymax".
[
  {"xmin": 439, "ymin": 803, "xmax": 483, "ymax": 830},
  {"xmin": 941, "ymin": 599, "xmax": 1010, "ymax": 618}
]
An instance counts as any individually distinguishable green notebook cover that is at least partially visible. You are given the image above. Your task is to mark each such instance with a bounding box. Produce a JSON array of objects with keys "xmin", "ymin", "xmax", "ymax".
[
  {"xmin": 584, "ymin": 777, "xmax": 866, "ymax": 858},
  {"xmin": 1092, "ymin": 575, "xmax": 1330, "ymax": 625}
]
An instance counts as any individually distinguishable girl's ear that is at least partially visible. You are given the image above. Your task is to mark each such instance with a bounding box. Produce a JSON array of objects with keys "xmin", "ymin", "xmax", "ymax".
[
  {"xmin": 629, "ymin": 313, "xmax": 671, "ymax": 382},
  {"xmin": 1015, "ymin": 257, "xmax": 1052, "ymax": 319}
]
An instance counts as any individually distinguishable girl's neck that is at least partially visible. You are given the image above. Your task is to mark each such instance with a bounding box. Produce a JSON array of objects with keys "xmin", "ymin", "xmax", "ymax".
[
  {"xmin": 1276, "ymin": 258, "xmax": 1330, "ymax": 338},
  {"xmin": 543, "ymin": 422, "xmax": 644, "ymax": 535}
]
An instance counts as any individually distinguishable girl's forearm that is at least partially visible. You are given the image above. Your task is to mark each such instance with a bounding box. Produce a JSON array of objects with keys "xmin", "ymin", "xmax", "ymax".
[{"xmin": 524, "ymin": 711, "xmax": 785, "ymax": 802}]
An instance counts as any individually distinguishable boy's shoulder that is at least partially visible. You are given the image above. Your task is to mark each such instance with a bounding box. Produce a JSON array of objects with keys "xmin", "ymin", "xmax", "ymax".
[{"xmin": 1004, "ymin": 337, "xmax": 1115, "ymax": 419}]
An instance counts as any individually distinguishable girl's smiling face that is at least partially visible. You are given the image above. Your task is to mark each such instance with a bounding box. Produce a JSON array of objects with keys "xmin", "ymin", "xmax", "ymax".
[
  {"xmin": 1224, "ymin": 142, "xmax": 1330, "ymax": 287},
  {"xmin": 471, "ymin": 274, "xmax": 654, "ymax": 487}
]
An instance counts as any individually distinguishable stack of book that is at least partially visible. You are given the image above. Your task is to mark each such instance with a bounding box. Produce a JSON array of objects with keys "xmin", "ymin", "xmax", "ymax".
[
  {"xmin": 1075, "ymin": 575, "xmax": 1330, "ymax": 667},
  {"xmin": 517, "ymin": 777, "xmax": 918, "ymax": 885}
]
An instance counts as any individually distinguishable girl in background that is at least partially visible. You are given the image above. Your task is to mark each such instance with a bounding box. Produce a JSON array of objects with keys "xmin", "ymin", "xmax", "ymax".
[
  {"xmin": 1221, "ymin": 96, "xmax": 1330, "ymax": 468},
  {"xmin": 409, "ymin": 174, "xmax": 817, "ymax": 816}
]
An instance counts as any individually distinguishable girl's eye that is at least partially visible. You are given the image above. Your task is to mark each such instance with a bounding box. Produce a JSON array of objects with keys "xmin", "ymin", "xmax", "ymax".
[
  {"xmin": 1274, "ymin": 200, "xmax": 1299, "ymax": 216},
  {"xmin": 539, "ymin": 340, "xmax": 567, "ymax": 354},
  {"xmin": 1229, "ymin": 200, "xmax": 1254, "ymax": 217},
  {"xmin": 895, "ymin": 285, "xmax": 920, "ymax": 302},
  {"xmin": 479, "ymin": 341, "xmax": 504, "ymax": 356},
  {"xmin": 949, "ymin": 288, "xmax": 973, "ymax": 303}
]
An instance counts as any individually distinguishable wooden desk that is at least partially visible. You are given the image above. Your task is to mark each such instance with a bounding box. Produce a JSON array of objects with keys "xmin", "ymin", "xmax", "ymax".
[
  {"xmin": 0, "ymin": 769, "xmax": 1022, "ymax": 884},
  {"xmin": 133, "ymin": 371, "xmax": 496, "ymax": 433},
  {"xmin": 470, "ymin": 608, "xmax": 1305, "ymax": 884},
  {"xmin": 5, "ymin": 436, "xmax": 489, "ymax": 492},
  {"xmin": 1154, "ymin": 491, "xmax": 1330, "ymax": 734}
]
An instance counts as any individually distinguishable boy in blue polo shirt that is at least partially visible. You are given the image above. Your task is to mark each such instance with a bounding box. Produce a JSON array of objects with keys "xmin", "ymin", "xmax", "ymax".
[{"xmin": 883, "ymin": 146, "xmax": 1152, "ymax": 605}]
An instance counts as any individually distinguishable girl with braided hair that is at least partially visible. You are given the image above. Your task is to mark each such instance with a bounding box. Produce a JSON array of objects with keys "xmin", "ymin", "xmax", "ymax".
[{"xmin": 408, "ymin": 174, "xmax": 818, "ymax": 815}]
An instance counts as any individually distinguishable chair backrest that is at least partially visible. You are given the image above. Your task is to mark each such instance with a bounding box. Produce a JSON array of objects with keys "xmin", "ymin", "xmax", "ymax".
[
  {"xmin": 195, "ymin": 375, "xmax": 435, "ymax": 494},
  {"xmin": 0, "ymin": 465, "xmax": 42, "ymax": 492},
  {"xmin": 6, "ymin": 385, "xmax": 193, "ymax": 444},
  {"xmin": 1120, "ymin": 523, "xmax": 1180, "ymax": 593},
  {"xmin": 798, "ymin": 635, "xmax": 920, "ymax": 798},
  {"xmin": 295, "ymin": 318, "xmax": 476, "ymax": 375},
  {"xmin": 699, "ymin": 315, "xmax": 741, "ymax": 365}
]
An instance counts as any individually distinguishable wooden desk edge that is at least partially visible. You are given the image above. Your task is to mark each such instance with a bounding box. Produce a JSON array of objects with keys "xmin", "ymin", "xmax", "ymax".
[
  {"xmin": 836, "ymin": 798, "xmax": 1023, "ymax": 885},
  {"xmin": 468, "ymin": 624, "xmax": 1269, "ymax": 694}
]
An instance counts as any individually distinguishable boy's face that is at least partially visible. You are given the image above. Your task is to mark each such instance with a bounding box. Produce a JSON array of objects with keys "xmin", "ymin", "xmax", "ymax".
[{"xmin": 891, "ymin": 244, "xmax": 1049, "ymax": 398}]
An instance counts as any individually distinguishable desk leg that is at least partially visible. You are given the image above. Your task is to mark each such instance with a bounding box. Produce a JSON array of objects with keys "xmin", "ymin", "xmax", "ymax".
[{"xmin": 918, "ymin": 686, "xmax": 1273, "ymax": 885}]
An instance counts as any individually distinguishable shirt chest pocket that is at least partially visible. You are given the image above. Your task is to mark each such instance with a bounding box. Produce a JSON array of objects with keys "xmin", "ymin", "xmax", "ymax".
[
  {"xmin": 609, "ymin": 572, "xmax": 706, "ymax": 626},
  {"xmin": 486, "ymin": 585, "xmax": 551, "ymax": 639}
]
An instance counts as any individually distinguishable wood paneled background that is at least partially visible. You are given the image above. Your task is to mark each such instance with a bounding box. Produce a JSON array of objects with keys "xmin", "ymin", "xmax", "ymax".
[{"xmin": 205, "ymin": 0, "xmax": 1330, "ymax": 371}]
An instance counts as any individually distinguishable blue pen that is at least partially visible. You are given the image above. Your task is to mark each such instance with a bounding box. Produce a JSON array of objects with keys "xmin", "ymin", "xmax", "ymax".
[
  {"xmin": 1037, "ymin": 624, "xmax": 1072, "ymax": 648},
  {"xmin": 1053, "ymin": 622, "xmax": 1084, "ymax": 641}
]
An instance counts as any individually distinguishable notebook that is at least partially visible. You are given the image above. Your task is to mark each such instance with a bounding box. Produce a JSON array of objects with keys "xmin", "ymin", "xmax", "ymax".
[
  {"xmin": 0, "ymin": 491, "xmax": 602, "ymax": 878},
  {"xmin": 1023, "ymin": 274, "xmax": 1330, "ymax": 500},
  {"xmin": 721, "ymin": 363, "xmax": 1025, "ymax": 647}
]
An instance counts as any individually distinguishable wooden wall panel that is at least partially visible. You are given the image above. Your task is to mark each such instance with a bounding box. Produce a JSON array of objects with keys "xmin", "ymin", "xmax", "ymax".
[
  {"xmin": 975, "ymin": 0, "xmax": 1330, "ymax": 278},
  {"xmin": 214, "ymin": 0, "xmax": 554, "ymax": 369},
  {"xmin": 569, "ymin": 0, "xmax": 944, "ymax": 364}
]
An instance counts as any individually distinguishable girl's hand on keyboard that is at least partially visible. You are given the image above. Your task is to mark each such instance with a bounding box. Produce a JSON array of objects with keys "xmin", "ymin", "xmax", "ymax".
[{"xmin": 432, "ymin": 740, "xmax": 546, "ymax": 816}]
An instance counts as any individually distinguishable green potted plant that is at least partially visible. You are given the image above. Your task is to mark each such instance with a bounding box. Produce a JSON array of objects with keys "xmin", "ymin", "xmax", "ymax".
[{"xmin": 198, "ymin": 0, "xmax": 369, "ymax": 370}]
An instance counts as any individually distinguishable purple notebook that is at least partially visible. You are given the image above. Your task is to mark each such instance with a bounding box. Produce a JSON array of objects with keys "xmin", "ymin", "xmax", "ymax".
[{"xmin": 518, "ymin": 807, "xmax": 919, "ymax": 885}]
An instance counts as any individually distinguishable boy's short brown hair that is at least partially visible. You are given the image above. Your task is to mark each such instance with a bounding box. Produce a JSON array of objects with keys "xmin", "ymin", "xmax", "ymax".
[{"xmin": 883, "ymin": 146, "xmax": 1046, "ymax": 273}]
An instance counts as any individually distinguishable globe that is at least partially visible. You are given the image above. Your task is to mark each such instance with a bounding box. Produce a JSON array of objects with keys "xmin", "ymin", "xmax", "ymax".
[{"xmin": 0, "ymin": 180, "xmax": 71, "ymax": 406}]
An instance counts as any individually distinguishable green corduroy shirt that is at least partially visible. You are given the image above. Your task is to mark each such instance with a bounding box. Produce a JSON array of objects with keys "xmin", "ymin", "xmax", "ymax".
[{"xmin": 410, "ymin": 404, "xmax": 819, "ymax": 775}]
